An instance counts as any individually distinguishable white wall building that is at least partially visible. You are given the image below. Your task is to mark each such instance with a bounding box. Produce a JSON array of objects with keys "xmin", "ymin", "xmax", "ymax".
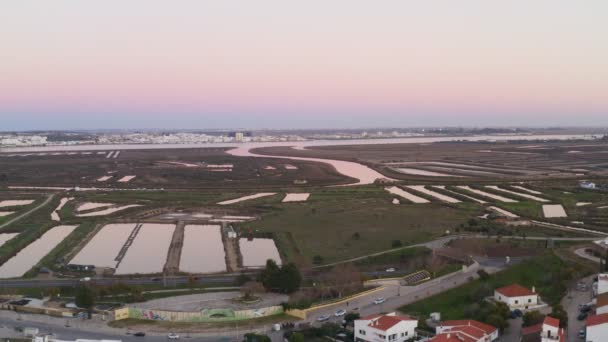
[
  {"xmin": 435, "ymin": 320, "xmax": 499, "ymax": 341},
  {"xmin": 597, "ymin": 274, "xmax": 608, "ymax": 295},
  {"xmin": 355, "ymin": 312, "xmax": 418, "ymax": 342},
  {"xmin": 586, "ymin": 313, "xmax": 608, "ymax": 342},
  {"xmin": 494, "ymin": 284, "xmax": 539, "ymax": 310},
  {"xmin": 540, "ymin": 316, "xmax": 564, "ymax": 342}
]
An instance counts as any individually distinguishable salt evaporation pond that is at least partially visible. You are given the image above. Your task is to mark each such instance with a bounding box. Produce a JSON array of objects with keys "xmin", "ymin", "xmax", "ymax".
[
  {"xmin": 70, "ymin": 224, "xmax": 137, "ymax": 268},
  {"xmin": 239, "ymin": 238, "xmax": 282, "ymax": 267},
  {"xmin": 77, "ymin": 202, "xmax": 114, "ymax": 211},
  {"xmin": 385, "ymin": 186, "xmax": 429, "ymax": 204},
  {"xmin": 0, "ymin": 225, "xmax": 77, "ymax": 278},
  {"xmin": 0, "ymin": 200, "xmax": 34, "ymax": 208},
  {"xmin": 179, "ymin": 225, "xmax": 226, "ymax": 273},
  {"xmin": 395, "ymin": 168, "xmax": 457, "ymax": 177},
  {"xmin": 217, "ymin": 193, "xmax": 277, "ymax": 205},
  {"xmin": 406, "ymin": 185, "xmax": 460, "ymax": 203},
  {"xmin": 76, "ymin": 205, "xmax": 141, "ymax": 217},
  {"xmin": 283, "ymin": 193, "xmax": 310, "ymax": 202},
  {"xmin": 543, "ymin": 204, "xmax": 568, "ymax": 218},
  {"xmin": 512, "ymin": 185, "xmax": 543, "ymax": 195},
  {"xmin": 115, "ymin": 224, "xmax": 175, "ymax": 275},
  {"xmin": 485, "ymin": 186, "xmax": 548, "ymax": 202},
  {"xmin": 456, "ymin": 186, "xmax": 518, "ymax": 203},
  {"xmin": 0, "ymin": 233, "xmax": 18, "ymax": 247}
]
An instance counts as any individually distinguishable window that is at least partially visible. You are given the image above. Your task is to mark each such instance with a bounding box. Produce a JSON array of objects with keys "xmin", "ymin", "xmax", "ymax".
[
  {"xmin": 515, "ymin": 300, "xmax": 519, "ymax": 304},
  {"xmin": 358, "ymin": 330, "xmax": 366, "ymax": 335},
  {"xmin": 528, "ymin": 299, "xmax": 532, "ymax": 303}
]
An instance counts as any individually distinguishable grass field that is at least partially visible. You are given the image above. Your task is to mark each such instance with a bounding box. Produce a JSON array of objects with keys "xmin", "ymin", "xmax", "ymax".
[
  {"xmin": 243, "ymin": 187, "xmax": 479, "ymax": 264},
  {"xmin": 399, "ymin": 252, "xmax": 584, "ymax": 319}
]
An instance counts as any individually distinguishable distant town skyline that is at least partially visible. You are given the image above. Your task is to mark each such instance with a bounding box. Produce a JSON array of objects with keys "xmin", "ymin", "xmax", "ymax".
[{"xmin": 1, "ymin": 1, "xmax": 607, "ymax": 130}]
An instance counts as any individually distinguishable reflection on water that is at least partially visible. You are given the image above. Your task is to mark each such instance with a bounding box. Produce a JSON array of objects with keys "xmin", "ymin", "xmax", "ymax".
[
  {"xmin": 0, "ymin": 225, "xmax": 77, "ymax": 278},
  {"xmin": 115, "ymin": 224, "xmax": 175, "ymax": 275},
  {"xmin": 70, "ymin": 223, "xmax": 137, "ymax": 268},
  {"xmin": 239, "ymin": 238, "xmax": 282, "ymax": 267},
  {"xmin": 180, "ymin": 225, "xmax": 226, "ymax": 273}
]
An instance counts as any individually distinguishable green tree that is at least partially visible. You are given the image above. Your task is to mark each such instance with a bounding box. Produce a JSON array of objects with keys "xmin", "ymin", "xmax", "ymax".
[
  {"xmin": 75, "ymin": 285, "xmax": 96, "ymax": 312},
  {"xmin": 550, "ymin": 307, "xmax": 568, "ymax": 328},
  {"xmin": 391, "ymin": 240, "xmax": 402, "ymax": 248},
  {"xmin": 259, "ymin": 259, "xmax": 281, "ymax": 290},
  {"xmin": 280, "ymin": 263, "xmax": 302, "ymax": 293},
  {"xmin": 485, "ymin": 314, "xmax": 508, "ymax": 331},
  {"xmin": 243, "ymin": 333, "xmax": 271, "ymax": 342},
  {"xmin": 313, "ymin": 255, "xmax": 324, "ymax": 265},
  {"xmin": 288, "ymin": 332, "xmax": 305, "ymax": 342},
  {"xmin": 523, "ymin": 311, "xmax": 544, "ymax": 327}
]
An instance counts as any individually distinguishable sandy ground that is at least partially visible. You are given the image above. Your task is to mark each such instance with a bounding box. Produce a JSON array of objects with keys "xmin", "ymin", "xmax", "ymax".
[
  {"xmin": 512, "ymin": 185, "xmax": 543, "ymax": 195},
  {"xmin": 77, "ymin": 202, "xmax": 114, "ymax": 211},
  {"xmin": 118, "ymin": 175, "xmax": 136, "ymax": 182},
  {"xmin": 0, "ymin": 211, "xmax": 15, "ymax": 217}
]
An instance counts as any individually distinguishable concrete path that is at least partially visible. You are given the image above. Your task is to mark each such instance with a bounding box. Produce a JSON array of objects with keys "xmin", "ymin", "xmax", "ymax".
[{"xmin": 574, "ymin": 248, "xmax": 601, "ymax": 263}]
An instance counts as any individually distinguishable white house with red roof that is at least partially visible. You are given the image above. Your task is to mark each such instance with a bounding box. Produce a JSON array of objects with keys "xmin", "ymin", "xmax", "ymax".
[
  {"xmin": 520, "ymin": 316, "xmax": 564, "ymax": 342},
  {"xmin": 354, "ymin": 312, "xmax": 418, "ymax": 342},
  {"xmin": 494, "ymin": 284, "xmax": 539, "ymax": 310},
  {"xmin": 586, "ymin": 313, "xmax": 608, "ymax": 342},
  {"xmin": 434, "ymin": 319, "xmax": 499, "ymax": 341}
]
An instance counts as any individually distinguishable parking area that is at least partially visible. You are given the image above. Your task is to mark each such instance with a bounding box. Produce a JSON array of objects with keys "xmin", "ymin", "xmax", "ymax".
[{"xmin": 562, "ymin": 275, "xmax": 594, "ymax": 342}]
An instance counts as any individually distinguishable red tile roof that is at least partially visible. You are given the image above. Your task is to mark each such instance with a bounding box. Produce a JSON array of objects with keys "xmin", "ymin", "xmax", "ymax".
[
  {"xmin": 430, "ymin": 333, "xmax": 476, "ymax": 342},
  {"xmin": 521, "ymin": 323, "xmax": 542, "ymax": 336},
  {"xmin": 587, "ymin": 313, "xmax": 608, "ymax": 327},
  {"xmin": 440, "ymin": 319, "xmax": 497, "ymax": 335},
  {"xmin": 366, "ymin": 315, "xmax": 416, "ymax": 331},
  {"xmin": 495, "ymin": 284, "xmax": 535, "ymax": 297},
  {"xmin": 543, "ymin": 316, "xmax": 560, "ymax": 328}
]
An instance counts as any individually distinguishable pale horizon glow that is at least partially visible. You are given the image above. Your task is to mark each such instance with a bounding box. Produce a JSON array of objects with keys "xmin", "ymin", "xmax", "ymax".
[{"xmin": 1, "ymin": 1, "xmax": 607, "ymax": 130}]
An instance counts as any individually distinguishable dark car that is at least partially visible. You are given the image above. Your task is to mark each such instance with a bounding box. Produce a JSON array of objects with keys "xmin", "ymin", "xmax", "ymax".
[
  {"xmin": 580, "ymin": 305, "xmax": 592, "ymax": 313},
  {"xmin": 134, "ymin": 332, "xmax": 146, "ymax": 337},
  {"xmin": 577, "ymin": 312, "xmax": 588, "ymax": 321}
]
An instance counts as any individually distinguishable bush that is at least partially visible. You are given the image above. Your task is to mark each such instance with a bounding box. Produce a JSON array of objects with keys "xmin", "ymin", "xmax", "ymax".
[
  {"xmin": 477, "ymin": 269, "xmax": 490, "ymax": 280},
  {"xmin": 391, "ymin": 240, "xmax": 403, "ymax": 248},
  {"xmin": 313, "ymin": 255, "xmax": 324, "ymax": 265},
  {"xmin": 523, "ymin": 311, "xmax": 544, "ymax": 327},
  {"xmin": 243, "ymin": 333, "xmax": 271, "ymax": 342}
]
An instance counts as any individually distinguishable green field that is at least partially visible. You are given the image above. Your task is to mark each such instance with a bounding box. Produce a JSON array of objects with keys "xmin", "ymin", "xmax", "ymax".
[
  {"xmin": 400, "ymin": 252, "xmax": 583, "ymax": 319},
  {"xmin": 243, "ymin": 187, "xmax": 479, "ymax": 264}
]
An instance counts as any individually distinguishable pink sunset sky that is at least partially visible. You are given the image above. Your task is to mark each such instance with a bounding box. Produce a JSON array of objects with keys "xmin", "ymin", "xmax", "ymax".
[{"xmin": 1, "ymin": 0, "xmax": 607, "ymax": 130}]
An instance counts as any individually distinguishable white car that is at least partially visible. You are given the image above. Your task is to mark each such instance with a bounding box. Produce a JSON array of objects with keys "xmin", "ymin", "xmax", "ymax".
[
  {"xmin": 386, "ymin": 268, "xmax": 396, "ymax": 273},
  {"xmin": 335, "ymin": 309, "xmax": 346, "ymax": 317},
  {"xmin": 79, "ymin": 277, "xmax": 91, "ymax": 282},
  {"xmin": 167, "ymin": 333, "xmax": 180, "ymax": 340},
  {"xmin": 373, "ymin": 297, "xmax": 386, "ymax": 305},
  {"xmin": 317, "ymin": 314, "xmax": 331, "ymax": 322}
]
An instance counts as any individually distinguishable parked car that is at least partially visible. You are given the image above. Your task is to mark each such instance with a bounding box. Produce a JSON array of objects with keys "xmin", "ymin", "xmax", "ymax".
[
  {"xmin": 167, "ymin": 333, "xmax": 180, "ymax": 339},
  {"xmin": 386, "ymin": 268, "xmax": 396, "ymax": 273},
  {"xmin": 578, "ymin": 329, "xmax": 586, "ymax": 339},
  {"xmin": 79, "ymin": 277, "xmax": 91, "ymax": 282},
  {"xmin": 373, "ymin": 297, "xmax": 386, "ymax": 305},
  {"xmin": 580, "ymin": 305, "xmax": 592, "ymax": 313},
  {"xmin": 577, "ymin": 312, "xmax": 588, "ymax": 321},
  {"xmin": 335, "ymin": 309, "xmax": 346, "ymax": 317},
  {"xmin": 134, "ymin": 332, "xmax": 146, "ymax": 337},
  {"xmin": 317, "ymin": 314, "xmax": 331, "ymax": 322}
]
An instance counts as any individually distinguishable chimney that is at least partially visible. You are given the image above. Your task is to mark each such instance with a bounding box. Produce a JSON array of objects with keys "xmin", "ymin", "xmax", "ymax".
[{"xmin": 532, "ymin": 286, "xmax": 536, "ymax": 293}]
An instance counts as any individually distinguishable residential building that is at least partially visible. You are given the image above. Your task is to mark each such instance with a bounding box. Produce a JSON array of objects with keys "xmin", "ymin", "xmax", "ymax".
[
  {"xmin": 580, "ymin": 181, "xmax": 596, "ymax": 190},
  {"xmin": 586, "ymin": 313, "xmax": 608, "ymax": 342},
  {"xmin": 598, "ymin": 274, "xmax": 608, "ymax": 295},
  {"xmin": 520, "ymin": 316, "xmax": 565, "ymax": 342},
  {"xmin": 596, "ymin": 293, "xmax": 608, "ymax": 315},
  {"xmin": 434, "ymin": 319, "xmax": 498, "ymax": 341},
  {"xmin": 494, "ymin": 284, "xmax": 539, "ymax": 310},
  {"xmin": 354, "ymin": 312, "xmax": 418, "ymax": 342}
]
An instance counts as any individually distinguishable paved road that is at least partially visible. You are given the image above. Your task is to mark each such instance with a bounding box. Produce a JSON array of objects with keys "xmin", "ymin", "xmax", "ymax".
[
  {"xmin": 574, "ymin": 248, "xmax": 601, "ymax": 263},
  {"xmin": 0, "ymin": 194, "xmax": 55, "ymax": 230},
  {"xmin": 562, "ymin": 275, "xmax": 594, "ymax": 342}
]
